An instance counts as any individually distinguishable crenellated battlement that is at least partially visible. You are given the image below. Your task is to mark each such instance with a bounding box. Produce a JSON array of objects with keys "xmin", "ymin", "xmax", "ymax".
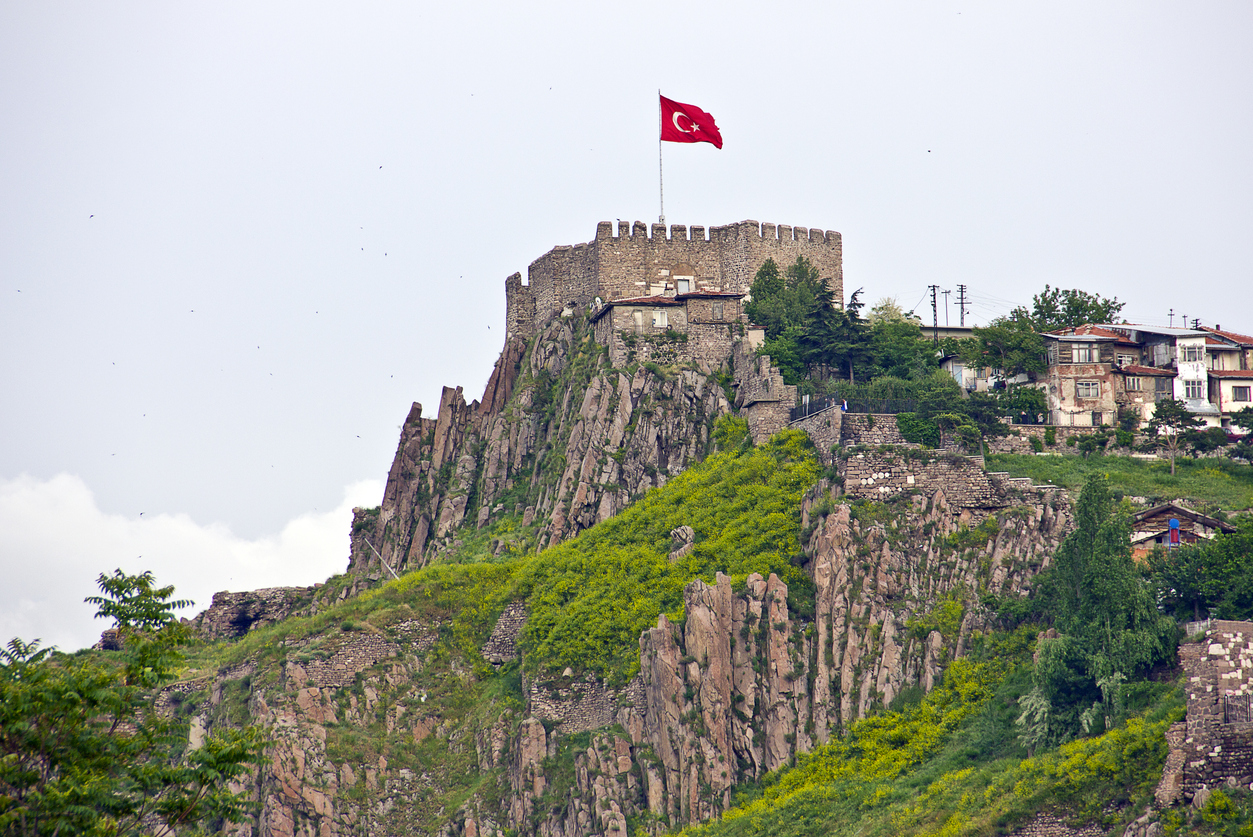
[{"xmin": 507, "ymin": 219, "xmax": 843, "ymax": 336}]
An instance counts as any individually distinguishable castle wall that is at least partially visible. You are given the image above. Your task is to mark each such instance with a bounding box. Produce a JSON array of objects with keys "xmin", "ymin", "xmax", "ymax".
[
  {"xmin": 523, "ymin": 220, "xmax": 842, "ymax": 337},
  {"xmin": 1158, "ymin": 621, "xmax": 1253, "ymax": 804},
  {"xmin": 505, "ymin": 272, "xmax": 536, "ymax": 341}
]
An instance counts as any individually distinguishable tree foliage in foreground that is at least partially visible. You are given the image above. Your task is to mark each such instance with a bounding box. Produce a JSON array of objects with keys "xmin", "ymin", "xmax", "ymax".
[
  {"xmin": 0, "ymin": 571, "xmax": 263, "ymax": 837},
  {"xmin": 1020, "ymin": 476, "xmax": 1176, "ymax": 749}
]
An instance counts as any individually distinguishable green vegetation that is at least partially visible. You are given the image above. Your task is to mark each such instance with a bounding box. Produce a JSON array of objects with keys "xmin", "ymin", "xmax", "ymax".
[
  {"xmin": 1151, "ymin": 517, "xmax": 1253, "ymax": 622},
  {"xmin": 0, "ymin": 572, "xmax": 262, "ymax": 837},
  {"xmin": 1022, "ymin": 476, "xmax": 1176, "ymax": 745},
  {"xmin": 984, "ymin": 452, "xmax": 1253, "ymax": 511},
  {"xmin": 677, "ymin": 624, "xmax": 1183, "ymax": 837}
]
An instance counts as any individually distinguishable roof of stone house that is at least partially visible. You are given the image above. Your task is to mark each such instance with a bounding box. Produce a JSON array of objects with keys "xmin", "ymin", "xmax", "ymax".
[
  {"xmin": 1208, "ymin": 369, "xmax": 1253, "ymax": 379},
  {"xmin": 590, "ymin": 294, "xmax": 688, "ymax": 323},
  {"xmin": 1207, "ymin": 337, "xmax": 1239, "ymax": 348},
  {"xmin": 1118, "ymin": 364, "xmax": 1176, "ymax": 376},
  {"xmin": 1203, "ymin": 326, "xmax": 1253, "ymax": 346},
  {"xmin": 1132, "ymin": 502, "xmax": 1237, "ymax": 534}
]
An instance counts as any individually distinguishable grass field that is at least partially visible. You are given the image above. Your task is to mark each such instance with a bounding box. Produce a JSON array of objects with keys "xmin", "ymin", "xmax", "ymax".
[{"xmin": 984, "ymin": 453, "xmax": 1253, "ymax": 512}]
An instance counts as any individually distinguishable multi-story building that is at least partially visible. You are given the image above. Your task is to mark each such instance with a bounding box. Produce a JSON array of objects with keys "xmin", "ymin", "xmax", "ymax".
[{"xmin": 1039, "ymin": 324, "xmax": 1235, "ymax": 429}]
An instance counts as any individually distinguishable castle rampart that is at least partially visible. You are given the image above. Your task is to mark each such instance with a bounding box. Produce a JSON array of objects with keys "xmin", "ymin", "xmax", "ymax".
[{"xmin": 504, "ymin": 219, "xmax": 842, "ymax": 340}]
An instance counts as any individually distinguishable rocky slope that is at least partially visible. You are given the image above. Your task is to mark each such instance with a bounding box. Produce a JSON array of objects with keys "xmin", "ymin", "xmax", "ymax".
[
  {"xmin": 173, "ymin": 446, "xmax": 1072, "ymax": 837},
  {"xmin": 346, "ymin": 317, "xmax": 741, "ymax": 582}
]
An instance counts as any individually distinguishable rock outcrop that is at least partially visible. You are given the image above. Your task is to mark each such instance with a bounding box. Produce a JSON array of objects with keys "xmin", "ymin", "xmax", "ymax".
[{"xmin": 346, "ymin": 316, "xmax": 794, "ymax": 579}]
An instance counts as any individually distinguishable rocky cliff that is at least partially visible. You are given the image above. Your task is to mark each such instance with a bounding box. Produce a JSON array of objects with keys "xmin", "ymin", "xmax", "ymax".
[
  {"xmin": 345, "ymin": 315, "xmax": 796, "ymax": 583},
  {"xmin": 170, "ymin": 447, "xmax": 1072, "ymax": 837}
]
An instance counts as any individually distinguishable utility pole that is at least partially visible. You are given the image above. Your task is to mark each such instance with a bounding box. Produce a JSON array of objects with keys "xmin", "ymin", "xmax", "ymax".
[
  {"xmin": 928, "ymin": 285, "xmax": 940, "ymax": 344},
  {"xmin": 942, "ymin": 289, "xmax": 951, "ymax": 327},
  {"xmin": 1169, "ymin": 308, "xmax": 1174, "ymax": 327},
  {"xmin": 1192, "ymin": 317, "xmax": 1201, "ymax": 330},
  {"xmin": 956, "ymin": 284, "xmax": 968, "ymax": 327}
]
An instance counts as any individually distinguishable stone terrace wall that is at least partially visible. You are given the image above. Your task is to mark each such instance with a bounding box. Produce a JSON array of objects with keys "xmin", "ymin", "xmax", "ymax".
[
  {"xmin": 526, "ymin": 675, "xmax": 644, "ymax": 736},
  {"xmin": 840, "ymin": 413, "xmax": 908, "ymax": 446},
  {"xmin": 839, "ymin": 449, "xmax": 1048, "ymax": 509},
  {"xmin": 285, "ymin": 634, "xmax": 401, "ymax": 690},
  {"xmin": 984, "ymin": 424, "xmax": 1121, "ymax": 455}
]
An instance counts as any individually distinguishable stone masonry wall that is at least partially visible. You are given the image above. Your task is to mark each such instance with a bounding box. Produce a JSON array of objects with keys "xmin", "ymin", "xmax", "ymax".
[
  {"xmin": 1165, "ymin": 621, "xmax": 1253, "ymax": 802},
  {"xmin": 840, "ymin": 413, "xmax": 909, "ymax": 446},
  {"xmin": 521, "ymin": 220, "xmax": 841, "ymax": 337},
  {"xmin": 789, "ymin": 407, "xmax": 842, "ymax": 464},
  {"xmin": 984, "ymin": 424, "xmax": 1123, "ymax": 455},
  {"xmin": 482, "ymin": 602, "xmax": 527, "ymax": 665},
  {"xmin": 840, "ymin": 449, "xmax": 1059, "ymax": 509}
]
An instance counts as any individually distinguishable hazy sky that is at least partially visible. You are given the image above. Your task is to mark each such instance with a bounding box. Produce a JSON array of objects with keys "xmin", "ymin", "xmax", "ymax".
[{"xmin": 3, "ymin": 1, "xmax": 1251, "ymax": 649}]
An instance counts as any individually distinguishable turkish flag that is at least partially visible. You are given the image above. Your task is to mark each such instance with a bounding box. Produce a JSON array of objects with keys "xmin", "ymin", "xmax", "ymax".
[{"xmin": 660, "ymin": 95, "xmax": 723, "ymax": 149}]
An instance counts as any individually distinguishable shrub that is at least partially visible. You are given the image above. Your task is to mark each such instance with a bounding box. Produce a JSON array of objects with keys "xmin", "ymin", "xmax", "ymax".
[{"xmin": 1029, "ymin": 436, "xmax": 1044, "ymax": 453}]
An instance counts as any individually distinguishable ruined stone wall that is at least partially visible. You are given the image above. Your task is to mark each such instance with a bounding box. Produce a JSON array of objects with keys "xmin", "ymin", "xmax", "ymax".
[
  {"xmin": 840, "ymin": 448, "xmax": 1059, "ymax": 509},
  {"xmin": 1160, "ymin": 621, "xmax": 1253, "ymax": 803},
  {"xmin": 189, "ymin": 587, "xmax": 315, "ymax": 641},
  {"xmin": 505, "ymin": 272, "xmax": 536, "ymax": 341},
  {"xmin": 732, "ymin": 341, "xmax": 795, "ymax": 445},
  {"xmin": 482, "ymin": 602, "xmax": 527, "ymax": 665}
]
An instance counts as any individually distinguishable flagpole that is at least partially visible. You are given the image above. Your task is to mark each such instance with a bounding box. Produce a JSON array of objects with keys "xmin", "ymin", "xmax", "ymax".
[{"xmin": 658, "ymin": 89, "xmax": 665, "ymax": 225}]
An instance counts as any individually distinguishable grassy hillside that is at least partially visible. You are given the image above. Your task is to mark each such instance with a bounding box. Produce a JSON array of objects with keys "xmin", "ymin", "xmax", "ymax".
[{"xmin": 985, "ymin": 453, "xmax": 1253, "ymax": 512}]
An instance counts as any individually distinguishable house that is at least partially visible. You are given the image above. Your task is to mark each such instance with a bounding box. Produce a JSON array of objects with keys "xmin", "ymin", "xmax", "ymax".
[
  {"xmin": 590, "ymin": 291, "xmax": 749, "ymax": 367},
  {"xmin": 1130, "ymin": 501, "xmax": 1237, "ymax": 560},
  {"xmin": 1039, "ymin": 324, "xmax": 1227, "ymax": 429}
]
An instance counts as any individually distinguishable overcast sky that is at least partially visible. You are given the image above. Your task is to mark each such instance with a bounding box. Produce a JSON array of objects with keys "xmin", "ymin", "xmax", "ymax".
[{"xmin": 3, "ymin": 1, "xmax": 1251, "ymax": 650}]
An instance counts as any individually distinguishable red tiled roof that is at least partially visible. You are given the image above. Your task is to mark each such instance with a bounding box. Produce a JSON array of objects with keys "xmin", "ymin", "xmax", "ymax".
[
  {"xmin": 1120, "ymin": 364, "xmax": 1175, "ymax": 377},
  {"xmin": 1209, "ymin": 369, "xmax": 1253, "ymax": 379},
  {"xmin": 1050, "ymin": 324, "xmax": 1139, "ymax": 344},
  {"xmin": 1204, "ymin": 326, "xmax": 1253, "ymax": 345},
  {"xmin": 1207, "ymin": 337, "xmax": 1238, "ymax": 347}
]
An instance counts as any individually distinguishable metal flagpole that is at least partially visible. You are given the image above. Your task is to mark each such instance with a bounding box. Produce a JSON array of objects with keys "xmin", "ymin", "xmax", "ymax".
[{"xmin": 658, "ymin": 89, "xmax": 665, "ymax": 225}]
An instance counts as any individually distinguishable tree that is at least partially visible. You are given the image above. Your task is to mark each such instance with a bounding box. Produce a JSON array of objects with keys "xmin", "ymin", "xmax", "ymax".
[
  {"xmin": 1016, "ymin": 285, "xmax": 1125, "ymax": 331},
  {"xmin": 1145, "ymin": 398, "xmax": 1204, "ymax": 475},
  {"xmin": 0, "ymin": 571, "xmax": 263, "ymax": 836},
  {"xmin": 959, "ymin": 312, "xmax": 1046, "ymax": 379},
  {"xmin": 1150, "ymin": 519, "xmax": 1253, "ymax": 622},
  {"xmin": 870, "ymin": 316, "xmax": 936, "ymax": 380},
  {"xmin": 1019, "ymin": 476, "xmax": 1175, "ymax": 746},
  {"xmin": 1183, "ymin": 426, "xmax": 1230, "ymax": 458},
  {"xmin": 1230, "ymin": 406, "xmax": 1253, "ymax": 436}
]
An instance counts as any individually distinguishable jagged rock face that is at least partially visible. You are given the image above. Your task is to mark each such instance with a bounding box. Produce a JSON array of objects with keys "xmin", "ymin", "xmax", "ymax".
[
  {"xmin": 190, "ymin": 588, "xmax": 316, "ymax": 642},
  {"xmin": 503, "ymin": 482, "xmax": 1074, "ymax": 834},
  {"xmin": 180, "ymin": 477, "xmax": 1073, "ymax": 837},
  {"xmin": 348, "ymin": 320, "xmax": 734, "ymax": 577}
]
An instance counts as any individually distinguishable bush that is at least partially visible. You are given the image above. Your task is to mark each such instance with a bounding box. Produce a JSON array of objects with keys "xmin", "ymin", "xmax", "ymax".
[
  {"xmin": 1029, "ymin": 436, "xmax": 1044, "ymax": 454},
  {"xmin": 1044, "ymin": 427, "xmax": 1057, "ymax": 446}
]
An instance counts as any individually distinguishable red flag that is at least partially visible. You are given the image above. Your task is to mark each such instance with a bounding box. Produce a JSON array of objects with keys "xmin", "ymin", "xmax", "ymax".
[{"xmin": 660, "ymin": 95, "xmax": 722, "ymax": 149}]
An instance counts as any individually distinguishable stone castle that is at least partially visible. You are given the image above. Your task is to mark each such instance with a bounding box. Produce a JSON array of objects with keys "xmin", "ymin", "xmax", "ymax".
[{"xmin": 504, "ymin": 219, "xmax": 843, "ymax": 342}]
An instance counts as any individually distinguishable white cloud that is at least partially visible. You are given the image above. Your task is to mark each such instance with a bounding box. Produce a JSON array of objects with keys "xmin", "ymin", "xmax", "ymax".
[{"xmin": 0, "ymin": 474, "xmax": 383, "ymax": 652}]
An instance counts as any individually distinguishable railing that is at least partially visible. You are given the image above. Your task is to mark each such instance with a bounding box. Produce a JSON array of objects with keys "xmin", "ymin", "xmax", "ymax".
[
  {"xmin": 1224, "ymin": 693, "xmax": 1253, "ymax": 724},
  {"xmin": 790, "ymin": 396, "xmax": 844, "ymax": 422}
]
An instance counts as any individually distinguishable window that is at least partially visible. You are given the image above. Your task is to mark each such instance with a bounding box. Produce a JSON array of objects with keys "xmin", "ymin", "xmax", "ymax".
[
  {"xmin": 1184, "ymin": 380, "xmax": 1203, "ymax": 399},
  {"xmin": 676, "ymin": 278, "xmax": 690, "ymax": 294},
  {"xmin": 712, "ymin": 301, "xmax": 724, "ymax": 320},
  {"xmin": 1117, "ymin": 354, "xmax": 1136, "ymax": 366},
  {"xmin": 1076, "ymin": 381, "xmax": 1100, "ymax": 398},
  {"xmin": 1047, "ymin": 343, "xmax": 1059, "ymax": 366},
  {"xmin": 653, "ymin": 309, "xmax": 669, "ymax": 328},
  {"xmin": 1125, "ymin": 377, "xmax": 1142, "ymax": 392},
  {"xmin": 1234, "ymin": 386, "xmax": 1251, "ymax": 402},
  {"xmin": 632, "ymin": 310, "xmax": 645, "ymax": 334},
  {"xmin": 1180, "ymin": 346, "xmax": 1204, "ymax": 363},
  {"xmin": 1072, "ymin": 344, "xmax": 1098, "ymax": 363}
]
